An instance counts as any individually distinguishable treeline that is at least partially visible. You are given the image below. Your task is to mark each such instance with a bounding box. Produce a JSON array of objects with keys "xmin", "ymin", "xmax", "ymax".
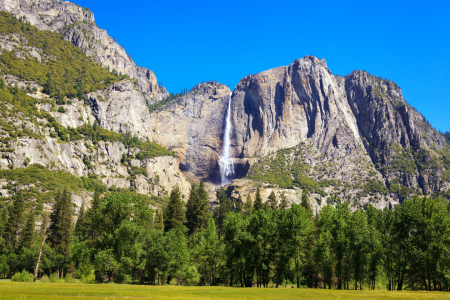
[
  {"xmin": 444, "ymin": 131, "xmax": 450, "ymax": 145},
  {"xmin": 148, "ymin": 85, "xmax": 195, "ymax": 113},
  {"xmin": 148, "ymin": 91, "xmax": 184, "ymax": 113},
  {"xmin": 0, "ymin": 184, "xmax": 449, "ymax": 291}
]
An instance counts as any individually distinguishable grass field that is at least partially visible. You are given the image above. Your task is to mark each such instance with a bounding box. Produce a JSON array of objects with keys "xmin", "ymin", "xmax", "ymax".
[{"xmin": 0, "ymin": 281, "xmax": 449, "ymax": 300}]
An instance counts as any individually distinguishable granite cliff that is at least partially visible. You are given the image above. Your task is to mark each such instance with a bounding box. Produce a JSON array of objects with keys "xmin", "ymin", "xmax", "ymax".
[
  {"xmin": 0, "ymin": 1, "xmax": 448, "ymax": 212},
  {"xmin": 143, "ymin": 57, "xmax": 449, "ymax": 209}
]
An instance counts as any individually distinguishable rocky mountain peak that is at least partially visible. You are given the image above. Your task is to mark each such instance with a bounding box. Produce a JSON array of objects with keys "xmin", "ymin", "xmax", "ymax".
[
  {"xmin": 0, "ymin": 0, "xmax": 168, "ymax": 100},
  {"xmin": 2, "ymin": 0, "xmax": 94, "ymax": 32}
]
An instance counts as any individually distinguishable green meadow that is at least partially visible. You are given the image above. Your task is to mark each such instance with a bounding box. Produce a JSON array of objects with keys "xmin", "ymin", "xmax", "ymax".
[{"xmin": 0, "ymin": 281, "xmax": 449, "ymax": 300}]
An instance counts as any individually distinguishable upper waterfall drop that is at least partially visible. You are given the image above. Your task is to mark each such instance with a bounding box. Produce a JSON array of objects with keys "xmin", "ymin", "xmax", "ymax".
[{"xmin": 219, "ymin": 93, "xmax": 234, "ymax": 185}]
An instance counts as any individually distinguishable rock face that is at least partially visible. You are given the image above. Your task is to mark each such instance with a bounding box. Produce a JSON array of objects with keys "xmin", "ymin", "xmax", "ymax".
[
  {"xmin": 89, "ymin": 80, "xmax": 234, "ymax": 183},
  {"xmin": 0, "ymin": 0, "xmax": 447, "ymax": 207},
  {"xmin": 343, "ymin": 71, "xmax": 448, "ymax": 195},
  {"xmin": 0, "ymin": 0, "xmax": 168, "ymax": 99},
  {"xmin": 2, "ymin": 134, "xmax": 191, "ymax": 199},
  {"xmin": 89, "ymin": 81, "xmax": 155, "ymax": 136},
  {"xmin": 0, "ymin": 94, "xmax": 191, "ymax": 201},
  {"xmin": 225, "ymin": 57, "xmax": 390, "ymax": 207},
  {"xmin": 148, "ymin": 82, "xmax": 232, "ymax": 182},
  {"xmin": 132, "ymin": 56, "xmax": 448, "ymax": 207},
  {"xmin": 231, "ymin": 56, "xmax": 362, "ymax": 158},
  {"xmin": 221, "ymin": 57, "xmax": 449, "ymax": 205}
]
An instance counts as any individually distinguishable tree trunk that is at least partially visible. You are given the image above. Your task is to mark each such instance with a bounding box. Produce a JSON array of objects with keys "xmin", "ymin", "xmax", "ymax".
[
  {"xmin": 33, "ymin": 234, "xmax": 47, "ymax": 282},
  {"xmin": 296, "ymin": 252, "xmax": 300, "ymax": 288}
]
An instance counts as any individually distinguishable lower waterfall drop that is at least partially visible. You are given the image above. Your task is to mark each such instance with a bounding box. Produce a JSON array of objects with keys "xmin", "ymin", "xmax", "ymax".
[{"xmin": 219, "ymin": 93, "xmax": 234, "ymax": 185}]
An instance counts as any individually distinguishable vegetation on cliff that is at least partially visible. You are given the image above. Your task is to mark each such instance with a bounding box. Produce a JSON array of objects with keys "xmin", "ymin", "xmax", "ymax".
[
  {"xmin": 0, "ymin": 164, "xmax": 165, "ymax": 215},
  {"xmin": 0, "ymin": 11, "xmax": 122, "ymax": 100}
]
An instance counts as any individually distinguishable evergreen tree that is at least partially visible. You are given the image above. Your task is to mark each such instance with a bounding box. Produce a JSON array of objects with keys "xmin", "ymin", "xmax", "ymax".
[
  {"xmin": 154, "ymin": 209, "xmax": 164, "ymax": 231},
  {"xmin": 196, "ymin": 181, "xmax": 210, "ymax": 230},
  {"xmin": 74, "ymin": 203, "xmax": 88, "ymax": 239},
  {"xmin": 0, "ymin": 209, "xmax": 7, "ymax": 253},
  {"xmin": 253, "ymin": 187, "xmax": 263, "ymax": 211},
  {"xmin": 45, "ymin": 71, "xmax": 53, "ymax": 96},
  {"xmin": 244, "ymin": 194, "xmax": 253, "ymax": 217},
  {"xmin": 268, "ymin": 191, "xmax": 277, "ymax": 210},
  {"xmin": 86, "ymin": 188, "xmax": 102, "ymax": 243},
  {"xmin": 164, "ymin": 185, "xmax": 186, "ymax": 232},
  {"xmin": 19, "ymin": 211, "xmax": 35, "ymax": 249},
  {"xmin": 214, "ymin": 187, "xmax": 232, "ymax": 237},
  {"xmin": 301, "ymin": 191, "xmax": 313, "ymax": 217},
  {"xmin": 7, "ymin": 192, "xmax": 25, "ymax": 251},
  {"xmin": 49, "ymin": 188, "xmax": 73, "ymax": 259},
  {"xmin": 186, "ymin": 181, "xmax": 210, "ymax": 235},
  {"xmin": 279, "ymin": 191, "xmax": 289, "ymax": 210},
  {"xmin": 185, "ymin": 183, "xmax": 198, "ymax": 234},
  {"xmin": 235, "ymin": 195, "xmax": 243, "ymax": 213},
  {"xmin": 76, "ymin": 73, "xmax": 84, "ymax": 100},
  {"xmin": 0, "ymin": 78, "xmax": 4, "ymax": 90},
  {"xmin": 64, "ymin": 69, "xmax": 69, "ymax": 84}
]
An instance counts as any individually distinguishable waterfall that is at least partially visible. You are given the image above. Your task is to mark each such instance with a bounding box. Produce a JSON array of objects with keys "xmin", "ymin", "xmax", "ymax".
[{"xmin": 219, "ymin": 93, "xmax": 234, "ymax": 185}]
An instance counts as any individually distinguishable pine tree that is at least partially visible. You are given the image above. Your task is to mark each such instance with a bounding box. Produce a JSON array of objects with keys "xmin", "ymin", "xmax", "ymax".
[
  {"xmin": 45, "ymin": 71, "xmax": 53, "ymax": 96},
  {"xmin": 279, "ymin": 191, "xmax": 289, "ymax": 210},
  {"xmin": 268, "ymin": 191, "xmax": 277, "ymax": 210},
  {"xmin": 235, "ymin": 195, "xmax": 243, "ymax": 213},
  {"xmin": 91, "ymin": 188, "xmax": 102, "ymax": 211},
  {"xmin": 74, "ymin": 203, "xmax": 88, "ymax": 239},
  {"xmin": 164, "ymin": 185, "xmax": 186, "ymax": 232},
  {"xmin": 49, "ymin": 188, "xmax": 73, "ymax": 259},
  {"xmin": 0, "ymin": 209, "xmax": 7, "ymax": 252},
  {"xmin": 19, "ymin": 210, "xmax": 35, "ymax": 249},
  {"xmin": 253, "ymin": 187, "xmax": 263, "ymax": 211},
  {"xmin": 87, "ymin": 188, "xmax": 101, "ymax": 242},
  {"xmin": 64, "ymin": 69, "xmax": 69, "ymax": 84},
  {"xmin": 154, "ymin": 209, "xmax": 164, "ymax": 231},
  {"xmin": 214, "ymin": 187, "xmax": 232, "ymax": 238},
  {"xmin": 301, "ymin": 191, "xmax": 313, "ymax": 218},
  {"xmin": 196, "ymin": 181, "xmax": 210, "ymax": 230},
  {"xmin": 185, "ymin": 183, "xmax": 198, "ymax": 234},
  {"xmin": 7, "ymin": 192, "xmax": 25, "ymax": 250},
  {"xmin": 76, "ymin": 73, "xmax": 84, "ymax": 100},
  {"xmin": 244, "ymin": 194, "xmax": 253, "ymax": 216},
  {"xmin": 186, "ymin": 181, "xmax": 210, "ymax": 235}
]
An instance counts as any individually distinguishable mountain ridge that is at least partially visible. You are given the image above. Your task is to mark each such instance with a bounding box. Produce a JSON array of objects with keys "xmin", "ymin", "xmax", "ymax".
[
  {"xmin": 0, "ymin": 0, "xmax": 168, "ymax": 100},
  {"xmin": 0, "ymin": 1, "xmax": 447, "ymax": 212}
]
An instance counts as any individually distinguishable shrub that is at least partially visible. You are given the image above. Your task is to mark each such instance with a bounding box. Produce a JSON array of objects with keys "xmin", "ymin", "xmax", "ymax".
[
  {"xmin": 49, "ymin": 273, "xmax": 59, "ymax": 283},
  {"xmin": 181, "ymin": 265, "xmax": 201, "ymax": 286},
  {"xmin": 40, "ymin": 275, "xmax": 49, "ymax": 282},
  {"xmin": 11, "ymin": 270, "xmax": 33, "ymax": 282},
  {"xmin": 116, "ymin": 274, "xmax": 132, "ymax": 284},
  {"xmin": 64, "ymin": 274, "xmax": 75, "ymax": 283},
  {"xmin": 81, "ymin": 269, "xmax": 96, "ymax": 284}
]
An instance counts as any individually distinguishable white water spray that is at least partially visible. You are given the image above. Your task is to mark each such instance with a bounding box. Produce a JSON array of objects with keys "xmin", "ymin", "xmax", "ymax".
[{"xmin": 219, "ymin": 93, "xmax": 234, "ymax": 185}]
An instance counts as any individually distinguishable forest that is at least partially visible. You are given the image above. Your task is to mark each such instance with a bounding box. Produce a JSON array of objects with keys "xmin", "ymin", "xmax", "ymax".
[{"xmin": 0, "ymin": 182, "xmax": 449, "ymax": 291}]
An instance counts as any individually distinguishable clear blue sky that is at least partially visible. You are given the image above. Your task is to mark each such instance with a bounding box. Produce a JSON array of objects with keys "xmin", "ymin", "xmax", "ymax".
[{"xmin": 72, "ymin": 0, "xmax": 449, "ymax": 132}]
